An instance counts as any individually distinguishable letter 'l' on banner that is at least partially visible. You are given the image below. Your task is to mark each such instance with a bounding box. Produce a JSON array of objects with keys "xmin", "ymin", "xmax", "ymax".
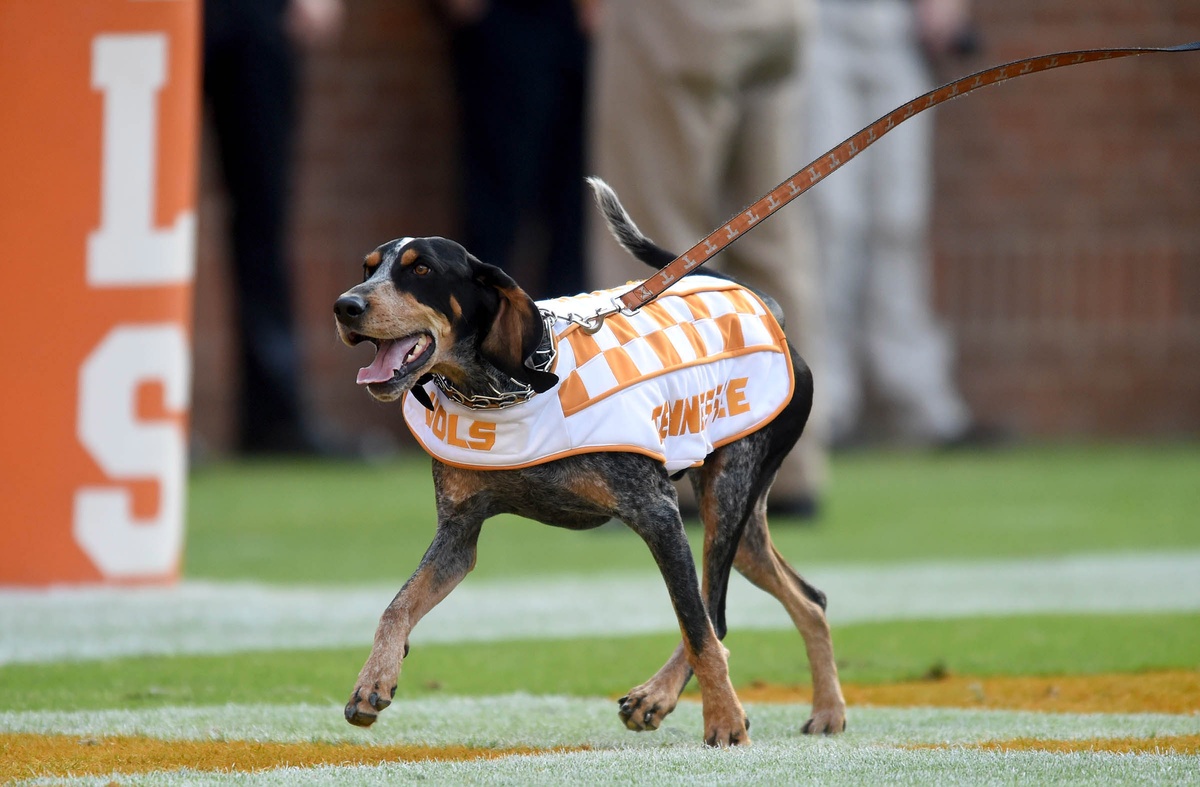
[{"xmin": 0, "ymin": 1, "xmax": 200, "ymax": 585}]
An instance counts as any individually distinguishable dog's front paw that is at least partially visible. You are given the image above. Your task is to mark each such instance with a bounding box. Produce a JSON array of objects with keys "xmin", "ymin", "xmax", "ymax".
[
  {"xmin": 344, "ymin": 673, "xmax": 398, "ymax": 728},
  {"xmin": 617, "ymin": 684, "xmax": 679, "ymax": 732},
  {"xmin": 616, "ymin": 694, "xmax": 674, "ymax": 732},
  {"xmin": 801, "ymin": 701, "xmax": 847, "ymax": 735}
]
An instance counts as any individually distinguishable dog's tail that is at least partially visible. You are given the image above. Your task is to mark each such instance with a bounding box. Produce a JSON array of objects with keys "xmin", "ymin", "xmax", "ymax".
[
  {"xmin": 586, "ymin": 176, "xmax": 787, "ymax": 330},
  {"xmin": 586, "ymin": 177, "xmax": 677, "ymax": 269}
]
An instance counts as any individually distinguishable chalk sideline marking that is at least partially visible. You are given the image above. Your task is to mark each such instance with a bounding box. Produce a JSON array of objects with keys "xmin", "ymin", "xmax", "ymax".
[{"xmin": 2, "ymin": 551, "xmax": 1199, "ymax": 664}]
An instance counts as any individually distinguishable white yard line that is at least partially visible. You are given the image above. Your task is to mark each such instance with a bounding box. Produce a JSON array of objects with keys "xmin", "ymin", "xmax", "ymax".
[
  {"xmin": 2, "ymin": 551, "xmax": 1200, "ymax": 665},
  {"xmin": 3, "ymin": 696, "xmax": 1198, "ymax": 747}
]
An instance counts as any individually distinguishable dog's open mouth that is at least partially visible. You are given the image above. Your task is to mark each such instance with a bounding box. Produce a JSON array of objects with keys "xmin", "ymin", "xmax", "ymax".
[{"xmin": 355, "ymin": 333, "xmax": 435, "ymax": 386}]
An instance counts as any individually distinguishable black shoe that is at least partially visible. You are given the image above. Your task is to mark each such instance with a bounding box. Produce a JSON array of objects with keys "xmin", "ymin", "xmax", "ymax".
[
  {"xmin": 830, "ymin": 430, "xmax": 871, "ymax": 453},
  {"xmin": 680, "ymin": 496, "xmax": 821, "ymax": 523},
  {"xmin": 769, "ymin": 494, "xmax": 820, "ymax": 523},
  {"xmin": 935, "ymin": 421, "xmax": 1013, "ymax": 451}
]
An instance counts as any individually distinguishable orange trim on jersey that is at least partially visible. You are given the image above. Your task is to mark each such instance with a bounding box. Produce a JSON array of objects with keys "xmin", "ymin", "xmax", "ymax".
[{"xmin": 407, "ymin": 431, "xmax": 687, "ymax": 472}]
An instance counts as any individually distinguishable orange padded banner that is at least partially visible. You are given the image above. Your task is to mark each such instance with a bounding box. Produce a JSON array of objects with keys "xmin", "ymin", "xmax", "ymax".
[{"xmin": 0, "ymin": 0, "xmax": 200, "ymax": 585}]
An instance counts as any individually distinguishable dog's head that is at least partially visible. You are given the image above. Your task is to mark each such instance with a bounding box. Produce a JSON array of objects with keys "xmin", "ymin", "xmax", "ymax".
[{"xmin": 334, "ymin": 236, "xmax": 558, "ymax": 403}]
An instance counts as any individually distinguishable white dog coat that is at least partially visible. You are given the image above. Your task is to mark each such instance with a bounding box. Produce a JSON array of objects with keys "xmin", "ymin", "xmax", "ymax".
[{"xmin": 403, "ymin": 275, "xmax": 794, "ymax": 474}]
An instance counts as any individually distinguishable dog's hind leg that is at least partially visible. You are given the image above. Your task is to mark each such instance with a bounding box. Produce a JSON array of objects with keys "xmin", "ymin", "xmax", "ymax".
[
  {"xmin": 733, "ymin": 494, "xmax": 847, "ymax": 734},
  {"xmin": 717, "ymin": 348, "xmax": 845, "ymax": 733}
]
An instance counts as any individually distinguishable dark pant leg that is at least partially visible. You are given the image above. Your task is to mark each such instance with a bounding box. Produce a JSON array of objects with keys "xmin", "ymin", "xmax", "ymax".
[
  {"xmin": 204, "ymin": 21, "xmax": 307, "ymax": 451},
  {"xmin": 450, "ymin": 3, "xmax": 588, "ymax": 299}
]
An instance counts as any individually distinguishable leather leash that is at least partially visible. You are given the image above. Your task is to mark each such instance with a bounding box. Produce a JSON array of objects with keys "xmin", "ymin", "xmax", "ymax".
[{"xmin": 595, "ymin": 41, "xmax": 1200, "ymax": 320}]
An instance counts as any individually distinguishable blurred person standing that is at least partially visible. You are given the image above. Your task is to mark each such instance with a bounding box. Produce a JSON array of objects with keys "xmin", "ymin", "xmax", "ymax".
[
  {"xmin": 806, "ymin": 0, "xmax": 990, "ymax": 448},
  {"xmin": 586, "ymin": 0, "xmax": 826, "ymax": 517},
  {"xmin": 202, "ymin": 0, "xmax": 344, "ymax": 455},
  {"xmin": 440, "ymin": 0, "xmax": 590, "ymax": 300}
]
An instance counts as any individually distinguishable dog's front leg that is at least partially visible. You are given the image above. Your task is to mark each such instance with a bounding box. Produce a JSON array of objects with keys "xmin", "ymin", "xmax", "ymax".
[
  {"xmin": 625, "ymin": 503, "xmax": 749, "ymax": 747},
  {"xmin": 617, "ymin": 642, "xmax": 692, "ymax": 732},
  {"xmin": 345, "ymin": 516, "xmax": 482, "ymax": 727}
]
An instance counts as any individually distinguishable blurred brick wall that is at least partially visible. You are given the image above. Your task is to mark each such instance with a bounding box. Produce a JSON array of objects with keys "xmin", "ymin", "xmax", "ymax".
[
  {"xmin": 193, "ymin": 0, "xmax": 458, "ymax": 451},
  {"xmin": 931, "ymin": 1, "xmax": 1200, "ymax": 438},
  {"xmin": 192, "ymin": 0, "xmax": 1200, "ymax": 453}
]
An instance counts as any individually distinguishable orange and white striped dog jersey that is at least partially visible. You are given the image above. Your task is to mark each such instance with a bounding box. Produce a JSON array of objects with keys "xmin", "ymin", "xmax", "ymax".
[{"xmin": 402, "ymin": 275, "xmax": 795, "ymax": 473}]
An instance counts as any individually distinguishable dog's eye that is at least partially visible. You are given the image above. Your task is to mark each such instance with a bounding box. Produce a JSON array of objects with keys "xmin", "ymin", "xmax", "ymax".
[{"xmin": 413, "ymin": 263, "xmax": 430, "ymax": 276}]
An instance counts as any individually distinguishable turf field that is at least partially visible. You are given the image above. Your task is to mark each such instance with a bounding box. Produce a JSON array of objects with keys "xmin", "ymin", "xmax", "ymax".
[{"xmin": 2, "ymin": 443, "xmax": 1198, "ymax": 783}]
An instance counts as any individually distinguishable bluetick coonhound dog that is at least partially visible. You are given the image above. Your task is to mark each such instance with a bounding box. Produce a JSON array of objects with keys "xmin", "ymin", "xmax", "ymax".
[{"xmin": 332, "ymin": 179, "xmax": 846, "ymax": 746}]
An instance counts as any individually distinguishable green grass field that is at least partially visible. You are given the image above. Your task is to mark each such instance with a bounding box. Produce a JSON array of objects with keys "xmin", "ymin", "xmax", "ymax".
[
  {"xmin": 183, "ymin": 443, "xmax": 1200, "ymax": 583},
  {"xmin": 2, "ymin": 613, "xmax": 1198, "ymax": 714},
  {"xmin": 3, "ymin": 443, "xmax": 1199, "ymax": 783}
]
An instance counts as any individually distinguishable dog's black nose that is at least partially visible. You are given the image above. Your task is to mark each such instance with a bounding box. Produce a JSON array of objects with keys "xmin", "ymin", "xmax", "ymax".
[{"xmin": 335, "ymin": 294, "xmax": 368, "ymax": 322}]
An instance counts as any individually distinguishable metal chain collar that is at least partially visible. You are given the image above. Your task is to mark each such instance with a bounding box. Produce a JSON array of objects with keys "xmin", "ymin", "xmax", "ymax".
[{"xmin": 430, "ymin": 311, "xmax": 560, "ymax": 410}]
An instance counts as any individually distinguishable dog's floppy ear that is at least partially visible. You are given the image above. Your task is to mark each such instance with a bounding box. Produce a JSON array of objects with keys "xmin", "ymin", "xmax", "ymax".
[{"xmin": 472, "ymin": 260, "xmax": 559, "ymax": 393}]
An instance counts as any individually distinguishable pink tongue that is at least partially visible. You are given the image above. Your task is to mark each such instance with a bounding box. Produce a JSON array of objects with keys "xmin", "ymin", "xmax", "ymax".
[{"xmin": 356, "ymin": 337, "xmax": 418, "ymax": 385}]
